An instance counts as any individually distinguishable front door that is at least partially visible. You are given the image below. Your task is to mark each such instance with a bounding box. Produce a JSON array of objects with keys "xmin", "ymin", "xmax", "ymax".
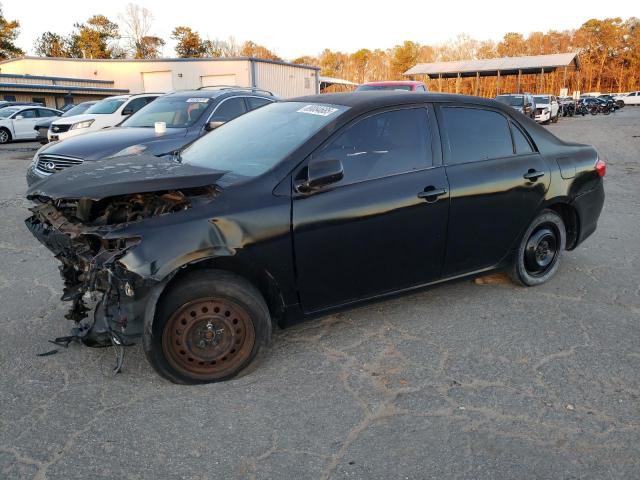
[
  {"xmin": 292, "ymin": 106, "xmax": 450, "ymax": 312},
  {"xmin": 437, "ymin": 105, "xmax": 550, "ymax": 277}
]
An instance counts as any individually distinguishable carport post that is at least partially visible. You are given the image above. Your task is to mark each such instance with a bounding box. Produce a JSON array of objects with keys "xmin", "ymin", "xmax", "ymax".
[
  {"xmin": 517, "ymin": 69, "xmax": 522, "ymax": 93},
  {"xmin": 475, "ymin": 71, "xmax": 480, "ymax": 96},
  {"xmin": 455, "ymin": 73, "xmax": 461, "ymax": 94},
  {"xmin": 496, "ymin": 70, "xmax": 501, "ymax": 96},
  {"xmin": 438, "ymin": 74, "xmax": 442, "ymax": 92},
  {"xmin": 539, "ymin": 67, "xmax": 544, "ymax": 93}
]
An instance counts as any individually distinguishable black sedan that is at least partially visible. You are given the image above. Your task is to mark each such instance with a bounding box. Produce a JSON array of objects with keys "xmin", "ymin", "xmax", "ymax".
[{"xmin": 25, "ymin": 92, "xmax": 605, "ymax": 384}]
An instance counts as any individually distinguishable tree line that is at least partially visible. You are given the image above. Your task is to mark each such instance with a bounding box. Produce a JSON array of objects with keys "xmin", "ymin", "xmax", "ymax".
[{"xmin": 0, "ymin": 3, "xmax": 637, "ymax": 94}]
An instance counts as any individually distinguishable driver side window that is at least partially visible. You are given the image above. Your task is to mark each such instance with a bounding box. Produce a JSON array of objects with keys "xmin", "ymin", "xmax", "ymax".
[{"xmin": 311, "ymin": 108, "xmax": 432, "ymax": 186}]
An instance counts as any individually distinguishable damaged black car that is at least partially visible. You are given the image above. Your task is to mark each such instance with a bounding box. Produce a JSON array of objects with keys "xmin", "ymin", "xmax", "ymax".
[{"xmin": 25, "ymin": 92, "xmax": 605, "ymax": 384}]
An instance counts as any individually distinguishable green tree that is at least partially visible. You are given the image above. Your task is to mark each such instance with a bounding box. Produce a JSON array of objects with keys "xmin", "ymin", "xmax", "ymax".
[
  {"xmin": 0, "ymin": 5, "xmax": 23, "ymax": 59},
  {"xmin": 34, "ymin": 32, "xmax": 70, "ymax": 57},
  {"xmin": 171, "ymin": 26, "xmax": 206, "ymax": 58}
]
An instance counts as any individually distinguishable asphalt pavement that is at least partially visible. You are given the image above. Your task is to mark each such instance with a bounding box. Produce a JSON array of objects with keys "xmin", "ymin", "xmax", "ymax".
[{"xmin": 1, "ymin": 109, "xmax": 639, "ymax": 479}]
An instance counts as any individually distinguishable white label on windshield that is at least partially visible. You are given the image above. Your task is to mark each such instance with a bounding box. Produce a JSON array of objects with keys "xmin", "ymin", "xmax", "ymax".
[
  {"xmin": 297, "ymin": 105, "xmax": 339, "ymax": 116},
  {"xmin": 186, "ymin": 98, "xmax": 210, "ymax": 103}
]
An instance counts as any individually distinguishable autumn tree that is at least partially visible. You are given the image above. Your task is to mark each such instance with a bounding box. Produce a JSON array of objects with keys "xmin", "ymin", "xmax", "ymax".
[
  {"xmin": 576, "ymin": 18, "xmax": 624, "ymax": 91},
  {"xmin": 34, "ymin": 32, "xmax": 70, "ymax": 57},
  {"xmin": 119, "ymin": 3, "xmax": 164, "ymax": 58},
  {"xmin": 240, "ymin": 41, "xmax": 281, "ymax": 61},
  {"xmin": 171, "ymin": 26, "xmax": 206, "ymax": 58},
  {"xmin": 496, "ymin": 32, "xmax": 527, "ymax": 57},
  {"xmin": 69, "ymin": 15, "xmax": 120, "ymax": 58},
  {"xmin": 390, "ymin": 41, "xmax": 421, "ymax": 78},
  {"xmin": 0, "ymin": 5, "xmax": 23, "ymax": 59}
]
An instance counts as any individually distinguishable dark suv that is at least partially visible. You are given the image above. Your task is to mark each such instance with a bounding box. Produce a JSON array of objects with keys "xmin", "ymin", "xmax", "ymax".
[
  {"xmin": 26, "ymin": 87, "xmax": 276, "ymax": 186},
  {"xmin": 495, "ymin": 93, "xmax": 536, "ymax": 119}
]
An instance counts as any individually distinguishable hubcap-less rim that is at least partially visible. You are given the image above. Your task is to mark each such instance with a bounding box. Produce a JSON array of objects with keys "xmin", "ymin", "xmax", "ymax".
[
  {"xmin": 524, "ymin": 225, "xmax": 559, "ymax": 277},
  {"xmin": 163, "ymin": 298, "xmax": 255, "ymax": 379},
  {"xmin": 0, "ymin": 131, "xmax": 7, "ymax": 143}
]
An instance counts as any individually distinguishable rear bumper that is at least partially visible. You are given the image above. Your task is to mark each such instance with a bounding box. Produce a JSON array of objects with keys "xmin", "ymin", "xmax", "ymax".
[{"xmin": 571, "ymin": 179, "xmax": 605, "ymax": 248}]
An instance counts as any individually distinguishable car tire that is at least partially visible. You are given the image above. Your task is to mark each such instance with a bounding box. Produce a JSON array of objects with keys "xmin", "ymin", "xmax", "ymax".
[
  {"xmin": 552, "ymin": 112, "xmax": 559, "ymax": 123},
  {"xmin": 145, "ymin": 269, "xmax": 272, "ymax": 384},
  {"xmin": 509, "ymin": 210, "xmax": 566, "ymax": 287},
  {"xmin": 0, "ymin": 128, "xmax": 11, "ymax": 144}
]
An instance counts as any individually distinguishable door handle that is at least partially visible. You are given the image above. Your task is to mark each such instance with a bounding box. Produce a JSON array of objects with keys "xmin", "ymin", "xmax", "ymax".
[
  {"xmin": 417, "ymin": 187, "xmax": 447, "ymax": 202},
  {"xmin": 523, "ymin": 170, "xmax": 545, "ymax": 181}
]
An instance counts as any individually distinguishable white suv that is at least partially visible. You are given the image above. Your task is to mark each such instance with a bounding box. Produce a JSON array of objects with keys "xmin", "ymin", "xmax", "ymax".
[
  {"xmin": 533, "ymin": 95, "xmax": 560, "ymax": 124},
  {"xmin": 614, "ymin": 91, "xmax": 640, "ymax": 106},
  {"xmin": 48, "ymin": 94, "xmax": 160, "ymax": 142}
]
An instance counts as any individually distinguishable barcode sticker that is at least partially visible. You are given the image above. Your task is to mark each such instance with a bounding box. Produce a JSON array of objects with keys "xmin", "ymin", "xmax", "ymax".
[{"xmin": 297, "ymin": 105, "xmax": 339, "ymax": 116}]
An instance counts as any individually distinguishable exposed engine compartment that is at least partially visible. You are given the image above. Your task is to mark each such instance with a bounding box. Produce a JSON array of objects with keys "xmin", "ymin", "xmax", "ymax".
[{"xmin": 25, "ymin": 186, "xmax": 218, "ymax": 344}]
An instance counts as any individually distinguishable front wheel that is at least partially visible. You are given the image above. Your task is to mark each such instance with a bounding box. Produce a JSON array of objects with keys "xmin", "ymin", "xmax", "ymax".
[
  {"xmin": 509, "ymin": 210, "xmax": 566, "ymax": 287},
  {"xmin": 0, "ymin": 128, "xmax": 10, "ymax": 144},
  {"xmin": 145, "ymin": 270, "xmax": 272, "ymax": 384}
]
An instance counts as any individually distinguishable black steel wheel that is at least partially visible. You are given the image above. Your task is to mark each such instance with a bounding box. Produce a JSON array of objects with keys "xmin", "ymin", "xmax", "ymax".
[
  {"xmin": 145, "ymin": 269, "xmax": 271, "ymax": 384},
  {"xmin": 509, "ymin": 210, "xmax": 566, "ymax": 286}
]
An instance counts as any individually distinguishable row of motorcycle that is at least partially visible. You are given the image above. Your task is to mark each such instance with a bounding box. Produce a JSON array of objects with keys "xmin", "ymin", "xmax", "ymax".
[{"xmin": 559, "ymin": 96, "xmax": 623, "ymax": 117}]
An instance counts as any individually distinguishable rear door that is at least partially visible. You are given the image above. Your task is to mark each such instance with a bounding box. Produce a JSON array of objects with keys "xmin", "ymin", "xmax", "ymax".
[
  {"xmin": 292, "ymin": 106, "xmax": 449, "ymax": 312},
  {"xmin": 437, "ymin": 105, "xmax": 550, "ymax": 277}
]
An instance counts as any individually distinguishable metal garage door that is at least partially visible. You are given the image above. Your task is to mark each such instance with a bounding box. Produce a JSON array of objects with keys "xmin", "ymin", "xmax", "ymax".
[
  {"xmin": 142, "ymin": 71, "xmax": 173, "ymax": 93},
  {"xmin": 200, "ymin": 74, "xmax": 237, "ymax": 88}
]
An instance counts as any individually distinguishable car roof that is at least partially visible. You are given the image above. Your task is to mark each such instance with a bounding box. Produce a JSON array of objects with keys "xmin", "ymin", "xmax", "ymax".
[
  {"xmin": 361, "ymin": 80, "xmax": 423, "ymax": 86},
  {"xmin": 287, "ymin": 91, "xmax": 503, "ymax": 112},
  {"xmin": 160, "ymin": 88, "xmax": 275, "ymax": 100}
]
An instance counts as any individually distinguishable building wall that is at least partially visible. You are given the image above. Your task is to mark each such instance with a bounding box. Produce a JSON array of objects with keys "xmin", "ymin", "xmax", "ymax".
[
  {"xmin": 253, "ymin": 62, "xmax": 319, "ymax": 97},
  {"xmin": 0, "ymin": 58, "xmax": 319, "ymax": 98}
]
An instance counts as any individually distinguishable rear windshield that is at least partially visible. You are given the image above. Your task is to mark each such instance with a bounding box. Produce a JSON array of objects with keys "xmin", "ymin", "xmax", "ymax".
[
  {"xmin": 356, "ymin": 84, "xmax": 413, "ymax": 91},
  {"xmin": 85, "ymin": 99, "xmax": 127, "ymax": 114},
  {"xmin": 534, "ymin": 96, "xmax": 550, "ymax": 104},
  {"xmin": 182, "ymin": 101, "xmax": 349, "ymax": 179},
  {"xmin": 122, "ymin": 96, "xmax": 210, "ymax": 128},
  {"xmin": 495, "ymin": 95, "xmax": 524, "ymax": 106}
]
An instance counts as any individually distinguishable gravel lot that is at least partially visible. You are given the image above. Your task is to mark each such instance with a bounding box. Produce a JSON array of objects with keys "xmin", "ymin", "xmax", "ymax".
[{"xmin": 1, "ymin": 109, "xmax": 639, "ymax": 480}]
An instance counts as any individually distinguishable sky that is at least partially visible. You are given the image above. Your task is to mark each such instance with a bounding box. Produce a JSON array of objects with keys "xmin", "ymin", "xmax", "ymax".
[{"xmin": 3, "ymin": 0, "xmax": 637, "ymax": 60}]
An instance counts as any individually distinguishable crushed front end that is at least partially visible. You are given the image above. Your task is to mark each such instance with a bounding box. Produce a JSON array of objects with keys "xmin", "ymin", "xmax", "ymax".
[{"xmin": 25, "ymin": 188, "xmax": 215, "ymax": 345}]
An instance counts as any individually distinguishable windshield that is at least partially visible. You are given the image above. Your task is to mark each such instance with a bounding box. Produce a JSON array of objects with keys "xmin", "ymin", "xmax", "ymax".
[
  {"xmin": 495, "ymin": 95, "xmax": 524, "ymax": 106},
  {"xmin": 182, "ymin": 102, "xmax": 349, "ymax": 179},
  {"xmin": 62, "ymin": 103, "xmax": 94, "ymax": 117},
  {"xmin": 122, "ymin": 96, "xmax": 210, "ymax": 128},
  {"xmin": 357, "ymin": 84, "xmax": 413, "ymax": 91},
  {"xmin": 85, "ymin": 98, "xmax": 127, "ymax": 114},
  {"xmin": 534, "ymin": 96, "xmax": 550, "ymax": 104},
  {"xmin": 0, "ymin": 107, "xmax": 20, "ymax": 118}
]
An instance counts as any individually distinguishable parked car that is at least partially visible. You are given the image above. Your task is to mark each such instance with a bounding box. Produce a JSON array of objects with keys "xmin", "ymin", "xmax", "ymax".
[
  {"xmin": 533, "ymin": 95, "xmax": 560, "ymax": 124},
  {"xmin": 614, "ymin": 91, "xmax": 640, "ymax": 106},
  {"xmin": 25, "ymin": 92, "xmax": 605, "ymax": 384},
  {"xmin": 34, "ymin": 101, "xmax": 98, "ymax": 144},
  {"xmin": 598, "ymin": 94, "xmax": 623, "ymax": 109},
  {"xmin": 356, "ymin": 81, "xmax": 427, "ymax": 92},
  {"xmin": 0, "ymin": 101, "xmax": 43, "ymax": 109},
  {"xmin": 26, "ymin": 88, "xmax": 276, "ymax": 185},
  {"xmin": 47, "ymin": 93, "xmax": 160, "ymax": 142},
  {"xmin": 0, "ymin": 105, "xmax": 62, "ymax": 143},
  {"xmin": 494, "ymin": 93, "xmax": 536, "ymax": 119},
  {"xmin": 558, "ymin": 96, "xmax": 575, "ymax": 117}
]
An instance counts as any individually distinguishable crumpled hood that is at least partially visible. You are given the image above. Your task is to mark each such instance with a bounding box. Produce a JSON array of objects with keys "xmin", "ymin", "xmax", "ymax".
[
  {"xmin": 41, "ymin": 127, "xmax": 188, "ymax": 160},
  {"xmin": 27, "ymin": 153, "xmax": 228, "ymax": 201}
]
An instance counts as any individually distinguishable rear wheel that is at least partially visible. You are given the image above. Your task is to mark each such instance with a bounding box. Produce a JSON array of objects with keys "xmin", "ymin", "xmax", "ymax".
[
  {"xmin": 145, "ymin": 270, "xmax": 271, "ymax": 384},
  {"xmin": 509, "ymin": 210, "xmax": 566, "ymax": 287}
]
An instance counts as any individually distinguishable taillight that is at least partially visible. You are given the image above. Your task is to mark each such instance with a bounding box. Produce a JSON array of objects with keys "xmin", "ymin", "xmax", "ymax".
[{"xmin": 595, "ymin": 159, "xmax": 606, "ymax": 177}]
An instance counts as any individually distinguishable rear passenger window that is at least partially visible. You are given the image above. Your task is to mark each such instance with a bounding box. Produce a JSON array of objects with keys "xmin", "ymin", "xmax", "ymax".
[
  {"xmin": 211, "ymin": 97, "xmax": 247, "ymax": 122},
  {"xmin": 312, "ymin": 108, "xmax": 432, "ymax": 185},
  {"xmin": 246, "ymin": 97, "xmax": 272, "ymax": 111},
  {"xmin": 510, "ymin": 122, "xmax": 533, "ymax": 154},
  {"xmin": 441, "ymin": 107, "xmax": 513, "ymax": 164}
]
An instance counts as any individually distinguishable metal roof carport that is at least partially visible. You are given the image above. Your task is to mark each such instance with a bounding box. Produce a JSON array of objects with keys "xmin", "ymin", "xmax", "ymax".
[{"xmin": 404, "ymin": 52, "xmax": 580, "ymax": 95}]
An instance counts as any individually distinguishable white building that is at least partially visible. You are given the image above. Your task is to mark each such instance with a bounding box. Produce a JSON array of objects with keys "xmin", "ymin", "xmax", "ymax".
[{"xmin": 0, "ymin": 56, "xmax": 320, "ymax": 108}]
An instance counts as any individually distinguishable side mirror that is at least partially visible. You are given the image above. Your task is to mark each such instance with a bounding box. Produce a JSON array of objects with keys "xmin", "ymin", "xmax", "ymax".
[
  {"xmin": 205, "ymin": 120, "xmax": 225, "ymax": 131},
  {"xmin": 122, "ymin": 108, "xmax": 134, "ymax": 115},
  {"xmin": 300, "ymin": 158, "xmax": 344, "ymax": 191},
  {"xmin": 15, "ymin": 115, "xmax": 24, "ymax": 120}
]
